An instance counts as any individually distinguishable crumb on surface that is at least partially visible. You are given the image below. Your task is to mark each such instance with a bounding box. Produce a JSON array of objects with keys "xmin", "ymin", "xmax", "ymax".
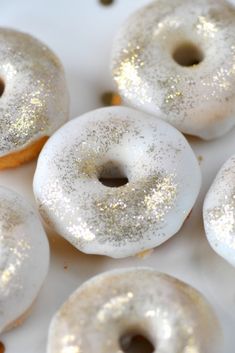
[
  {"xmin": 136, "ymin": 248, "xmax": 154, "ymax": 259},
  {"xmin": 99, "ymin": 0, "xmax": 114, "ymax": 6},
  {"xmin": 0, "ymin": 341, "xmax": 5, "ymax": 353},
  {"xmin": 197, "ymin": 155, "xmax": 203, "ymax": 164},
  {"xmin": 101, "ymin": 91, "xmax": 121, "ymax": 106}
]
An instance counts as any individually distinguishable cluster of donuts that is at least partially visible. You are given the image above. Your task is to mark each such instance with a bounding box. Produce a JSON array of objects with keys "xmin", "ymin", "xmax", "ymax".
[{"xmin": 1, "ymin": 0, "xmax": 235, "ymax": 352}]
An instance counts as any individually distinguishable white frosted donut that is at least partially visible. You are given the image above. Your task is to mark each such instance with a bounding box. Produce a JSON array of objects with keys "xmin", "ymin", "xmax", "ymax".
[
  {"xmin": 33, "ymin": 106, "xmax": 201, "ymax": 258},
  {"xmin": 0, "ymin": 186, "xmax": 49, "ymax": 333},
  {"xmin": 0, "ymin": 28, "xmax": 69, "ymax": 168},
  {"xmin": 203, "ymin": 155, "xmax": 235, "ymax": 267},
  {"xmin": 47, "ymin": 268, "xmax": 221, "ymax": 353},
  {"xmin": 111, "ymin": 0, "xmax": 235, "ymax": 140}
]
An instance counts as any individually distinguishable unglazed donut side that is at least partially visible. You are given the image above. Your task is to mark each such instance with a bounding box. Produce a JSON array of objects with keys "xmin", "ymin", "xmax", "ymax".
[{"xmin": 0, "ymin": 136, "xmax": 48, "ymax": 169}]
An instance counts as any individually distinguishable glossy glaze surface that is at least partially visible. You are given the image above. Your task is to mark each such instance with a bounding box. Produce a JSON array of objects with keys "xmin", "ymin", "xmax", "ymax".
[
  {"xmin": 47, "ymin": 268, "xmax": 220, "ymax": 353},
  {"xmin": 111, "ymin": 0, "xmax": 235, "ymax": 139},
  {"xmin": 34, "ymin": 107, "xmax": 200, "ymax": 258}
]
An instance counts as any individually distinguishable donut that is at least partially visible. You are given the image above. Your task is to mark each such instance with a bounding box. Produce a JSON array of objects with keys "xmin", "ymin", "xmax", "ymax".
[
  {"xmin": 111, "ymin": 0, "xmax": 235, "ymax": 140},
  {"xmin": 0, "ymin": 28, "xmax": 69, "ymax": 169},
  {"xmin": 203, "ymin": 155, "xmax": 235, "ymax": 267},
  {"xmin": 33, "ymin": 106, "xmax": 201, "ymax": 258},
  {"xmin": 0, "ymin": 186, "xmax": 49, "ymax": 333},
  {"xmin": 47, "ymin": 268, "xmax": 221, "ymax": 353}
]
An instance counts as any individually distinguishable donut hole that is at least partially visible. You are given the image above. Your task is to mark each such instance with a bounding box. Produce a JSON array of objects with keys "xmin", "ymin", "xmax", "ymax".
[
  {"xmin": 0, "ymin": 78, "xmax": 5, "ymax": 97},
  {"xmin": 119, "ymin": 332, "xmax": 155, "ymax": 353},
  {"xmin": 173, "ymin": 42, "xmax": 204, "ymax": 67},
  {"xmin": 98, "ymin": 161, "xmax": 128, "ymax": 188}
]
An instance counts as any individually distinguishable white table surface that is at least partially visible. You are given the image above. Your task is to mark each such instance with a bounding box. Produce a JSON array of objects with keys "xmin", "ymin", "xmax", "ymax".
[{"xmin": 0, "ymin": 0, "xmax": 235, "ymax": 352}]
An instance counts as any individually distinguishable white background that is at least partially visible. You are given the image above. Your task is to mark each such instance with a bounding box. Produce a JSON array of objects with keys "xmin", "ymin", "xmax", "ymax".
[{"xmin": 0, "ymin": 0, "xmax": 235, "ymax": 352}]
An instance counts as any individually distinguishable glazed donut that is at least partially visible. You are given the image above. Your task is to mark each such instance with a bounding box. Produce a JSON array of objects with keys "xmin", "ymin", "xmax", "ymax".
[
  {"xmin": 203, "ymin": 155, "xmax": 235, "ymax": 267},
  {"xmin": 0, "ymin": 28, "xmax": 69, "ymax": 169},
  {"xmin": 47, "ymin": 268, "xmax": 221, "ymax": 353},
  {"xmin": 111, "ymin": 0, "xmax": 235, "ymax": 140},
  {"xmin": 33, "ymin": 106, "xmax": 201, "ymax": 258},
  {"xmin": 0, "ymin": 186, "xmax": 49, "ymax": 333}
]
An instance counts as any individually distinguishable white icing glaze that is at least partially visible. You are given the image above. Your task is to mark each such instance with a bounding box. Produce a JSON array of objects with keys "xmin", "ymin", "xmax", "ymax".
[
  {"xmin": 33, "ymin": 106, "xmax": 201, "ymax": 258},
  {"xmin": 111, "ymin": 0, "xmax": 235, "ymax": 140},
  {"xmin": 0, "ymin": 186, "xmax": 49, "ymax": 333},
  {"xmin": 47, "ymin": 268, "xmax": 221, "ymax": 353},
  {"xmin": 203, "ymin": 155, "xmax": 235, "ymax": 267},
  {"xmin": 0, "ymin": 28, "xmax": 69, "ymax": 157}
]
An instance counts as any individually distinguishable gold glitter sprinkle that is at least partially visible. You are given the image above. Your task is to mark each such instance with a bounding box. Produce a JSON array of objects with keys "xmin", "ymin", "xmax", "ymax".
[
  {"xmin": 97, "ymin": 292, "xmax": 133, "ymax": 322},
  {"xmin": 0, "ymin": 197, "xmax": 30, "ymax": 294},
  {"xmin": 30, "ymin": 97, "xmax": 43, "ymax": 106},
  {"xmin": 196, "ymin": 16, "xmax": 218, "ymax": 37},
  {"xmin": 206, "ymin": 193, "xmax": 235, "ymax": 248},
  {"xmin": 93, "ymin": 173, "xmax": 177, "ymax": 244},
  {"xmin": 112, "ymin": 45, "xmax": 150, "ymax": 105},
  {"xmin": 164, "ymin": 90, "xmax": 183, "ymax": 104},
  {"xmin": 204, "ymin": 155, "xmax": 235, "ymax": 265}
]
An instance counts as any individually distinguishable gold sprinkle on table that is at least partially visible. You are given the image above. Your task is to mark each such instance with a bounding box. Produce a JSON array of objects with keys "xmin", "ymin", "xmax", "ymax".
[
  {"xmin": 0, "ymin": 342, "xmax": 5, "ymax": 353},
  {"xmin": 99, "ymin": 0, "xmax": 114, "ymax": 6},
  {"xmin": 101, "ymin": 91, "xmax": 121, "ymax": 106},
  {"xmin": 198, "ymin": 155, "xmax": 203, "ymax": 164},
  {"xmin": 0, "ymin": 78, "xmax": 5, "ymax": 97},
  {"xmin": 137, "ymin": 249, "xmax": 154, "ymax": 259}
]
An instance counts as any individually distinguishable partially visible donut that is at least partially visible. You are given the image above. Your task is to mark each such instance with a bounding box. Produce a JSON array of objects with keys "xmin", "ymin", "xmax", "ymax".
[
  {"xmin": 33, "ymin": 106, "xmax": 201, "ymax": 258},
  {"xmin": 47, "ymin": 268, "xmax": 221, "ymax": 353},
  {"xmin": 0, "ymin": 186, "xmax": 49, "ymax": 333},
  {"xmin": 0, "ymin": 28, "xmax": 69, "ymax": 169},
  {"xmin": 111, "ymin": 0, "xmax": 235, "ymax": 139},
  {"xmin": 203, "ymin": 155, "xmax": 235, "ymax": 267}
]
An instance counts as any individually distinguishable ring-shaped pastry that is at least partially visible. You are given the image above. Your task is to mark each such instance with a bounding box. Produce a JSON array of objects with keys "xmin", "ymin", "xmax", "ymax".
[
  {"xmin": 34, "ymin": 106, "xmax": 201, "ymax": 258},
  {"xmin": 0, "ymin": 28, "xmax": 69, "ymax": 169},
  {"xmin": 47, "ymin": 268, "xmax": 221, "ymax": 353},
  {"xmin": 111, "ymin": 0, "xmax": 235, "ymax": 139}
]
